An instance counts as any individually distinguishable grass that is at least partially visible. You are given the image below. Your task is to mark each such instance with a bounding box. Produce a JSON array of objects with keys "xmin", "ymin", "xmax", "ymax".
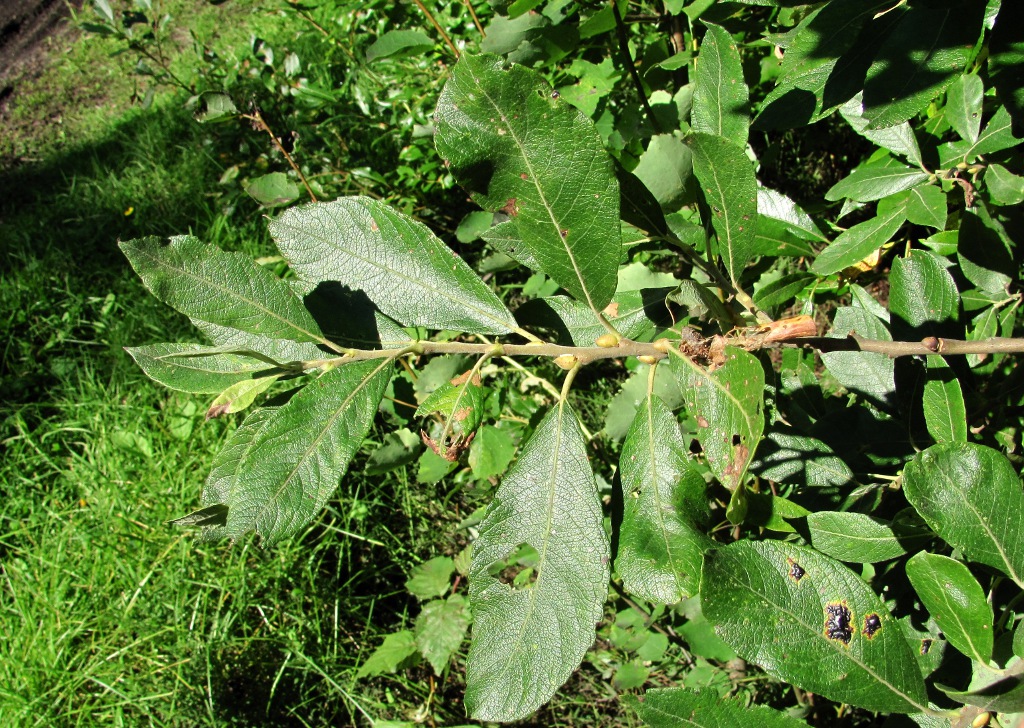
[{"xmin": 0, "ymin": 5, "xmax": 645, "ymax": 726}]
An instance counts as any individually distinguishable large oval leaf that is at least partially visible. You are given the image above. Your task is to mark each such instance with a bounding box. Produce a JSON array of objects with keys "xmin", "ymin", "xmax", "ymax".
[
  {"xmin": 669, "ymin": 347, "xmax": 764, "ymax": 493},
  {"xmin": 701, "ymin": 540, "xmax": 928, "ymax": 713},
  {"xmin": 627, "ymin": 687, "xmax": 810, "ymax": 727},
  {"xmin": 906, "ymin": 552, "xmax": 993, "ymax": 664},
  {"xmin": 903, "ymin": 443, "xmax": 1024, "ymax": 586},
  {"xmin": 207, "ymin": 359, "xmax": 393, "ymax": 545},
  {"xmin": 692, "ymin": 23, "xmax": 749, "ymax": 146},
  {"xmin": 618, "ymin": 394, "xmax": 712, "ymax": 605},
  {"xmin": 120, "ymin": 235, "xmax": 326, "ymax": 346},
  {"xmin": 686, "ymin": 133, "xmax": 758, "ymax": 284},
  {"xmin": 435, "ymin": 53, "xmax": 621, "ymax": 313},
  {"xmin": 466, "ymin": 401, "xmax": 609, "ymax": 722},
  {"xmin": 269, "ymin": 197, "xmax": 517, "ymax": 335}
]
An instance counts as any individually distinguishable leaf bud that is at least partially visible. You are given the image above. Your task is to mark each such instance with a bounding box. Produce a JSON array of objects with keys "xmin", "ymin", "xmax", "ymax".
[
  {"xmin": 637, "ymin": 355, "xmax": 658, "ymax": 365},
  {"xmin": 595, "ymin": 333, "xmax": 619, "ymax": 348},
  {"xmin": 553, "ymin": 354, "xmax": 578, "ymax": 370},
  {"xmin": 972, "ymin": 712, "xmax": 990, "ymax": 728}
]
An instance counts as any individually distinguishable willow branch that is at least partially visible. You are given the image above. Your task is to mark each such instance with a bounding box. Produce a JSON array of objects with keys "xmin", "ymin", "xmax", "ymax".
[
  {"xmin": 613, "ymin": 3, "xmax": 660, "ymax": 134},
  {"xmin": 296, "ymin": 330, "xmax": 1024, "ymax": 374},
  {"xmin": 806, "ymin": 334, "xmax": 1024, "ymax": 357}
]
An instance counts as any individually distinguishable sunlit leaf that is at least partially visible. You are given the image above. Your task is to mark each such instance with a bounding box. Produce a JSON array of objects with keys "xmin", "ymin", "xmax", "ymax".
[
  {"xmin": 702, "ymin": 540, "xmax": 929, "ymax": 713},
  {"xmin": 270, "ymin": 197, "xmax": 517, "ymax": 335},
  {"xmin": 466, "ymin": 402, "xmax": 609, "ymax": 721},
  {"xmin": 903, "ymin": 443, "xmax": 1024, "ymax": 586},
  {"xmin": 627, "ymin": 688, "xmax": 810, "ymax": 727},
  {"xmin": 692, "ymin": 23, "xmax": 749, "ymax": 146},
  {"xmin": 435, "ymin": 53, "xmax": 621, "ymax": 312},
  {"xmin": 906, "ymin": 552, "xmax": 993, "ymax": 663},
  {"xmin": 120, "ymin": 235, "xmax": 327, "ymax": 346},
  {"xmin": 686, "ymin": 133, "xmax": 758, "ymax": 284},
  {"xmin": 618, "ymin": 394, "xmax": 712, "ymax": 605}
]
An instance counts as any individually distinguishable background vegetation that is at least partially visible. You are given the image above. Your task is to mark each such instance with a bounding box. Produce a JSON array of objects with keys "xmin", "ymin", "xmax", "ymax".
[{"xmin": 2, "ymin": 0, "xmax": 1021, "ymax": 726}]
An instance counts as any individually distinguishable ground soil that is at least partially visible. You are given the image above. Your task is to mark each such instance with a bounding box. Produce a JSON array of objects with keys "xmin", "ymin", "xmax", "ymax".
[{"xmin": 0, "ymin": 0, "xmax": 81, "ymax": 116}]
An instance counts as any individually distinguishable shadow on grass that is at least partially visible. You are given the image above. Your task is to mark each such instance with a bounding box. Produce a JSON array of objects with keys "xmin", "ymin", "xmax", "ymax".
[{"xmin": 0, "ymin": 100, "xmax": 270, "ymax": 407}]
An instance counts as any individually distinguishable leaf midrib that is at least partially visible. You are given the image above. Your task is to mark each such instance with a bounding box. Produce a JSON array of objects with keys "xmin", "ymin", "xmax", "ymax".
[
  {"xmin": 466, "ymin": 65, "xmax": 599, "ymax": 315},
  {"xmin": 272, "ymin": 208, "xmax": 515, "ymax": 333},
  {"xmin": 723, "ymin": 554, "xmax": 928, "ymax": 712},
  {"xmin": 136, "ymin": 244, "xmax": 327, "ymax": 348}
]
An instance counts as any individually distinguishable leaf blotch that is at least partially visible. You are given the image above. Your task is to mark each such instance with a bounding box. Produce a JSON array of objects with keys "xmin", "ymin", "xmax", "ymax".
[
  {"xmin": 863, "ymin": 613, "xmax": 881, "ymax": 639},
  {"xmin": 787, "ymin": 558, "xmax": 806, "ymax": 583},
  {"xmin": 824, "ymin": 602, "xmax": 854, "ymax": 646}
]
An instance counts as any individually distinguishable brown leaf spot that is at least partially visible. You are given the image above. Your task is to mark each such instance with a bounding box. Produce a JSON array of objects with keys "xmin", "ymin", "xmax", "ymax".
[
  {"xmin": 697, "ymin": 415, "xmax": 709, "ymax": 428},
  {"xmin": 863, "ymin": 613, "xmax": 881, "ymax": 638},
  {"xmin": 500, "ymin": 198, "xmax": 518, "ymax": 216},
  {"xmin": 602, "ymin": 302, "xmax": 620, "ymax": 318},
  {"xmin": 206, "ymin": 403, "xmax": 231, "ymax": 420},
  {"xmin": 370, "ymin": 221, "xmax": 379, "ymax": 232},
  {"xmin": 824, "ymin": 602, "xmax": 854, "ymax": 645},
  {"xmin": 787, "ymin": 558, "xmax": 805, "ymax": 583},
  {"xmin": 520, "ymin": 173, "xmax": 529, "ymax": 180},
  {"xmin": 453, "ymin": 406, "xmax": 473, "ymax": 422}
]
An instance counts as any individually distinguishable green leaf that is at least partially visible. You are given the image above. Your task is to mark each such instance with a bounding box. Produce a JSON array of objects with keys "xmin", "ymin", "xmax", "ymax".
[
  {"xmin": 862, "ymin": 3, "xmax": 984, "ymax": 129},
  {"xmin": 245, "ymin": 172, "xmax": 301, "ymax": 208},
  {"xmin": 269, "ymin": 197, "xmax": 517, "ymax": 335},
  {"xmin": 415, "ymin": 594, "xmax": 471, "ymax": 675},
  {"xmin": 618, "ymin": 395, "xmax": 713, "ymax": 605},
  {"xmin": 365, "ymin": 30, "xmax": 434, "ymax": 62},
  {"xmin": 889, "ymin": 251, "xmax": 960, "ymax": 336},
  {"xmin": 754, "ymin": 273, "xmax": 816, "ymax": 310},
  {"xmin": 515, "ymin": 288, "xmax": 675, "ymax": 347},
  {"xmin": 840, "ymin": 95, "xmax": 923, "ymax": 167},
  {"xmin": 989, "ymin": 4, "xmax": 1024, "ymax": 136},
  {"xmin": 206, "ymin": 375, "xmax": 279, "ymax": 419},
  {"xmin": 406, "ymin": 556, "xmax": 455, "ymax": 601},
  {"xmin": 125, "ymin": 343, "xmax": 284, "ymax": 394},
  {"xmin": 745, "ymin": 492, "xmax": 811, "ymax": 533},
  {"xmin": 825, "ymin": 161, "xmax": 929, "ymax": 204},
  {"xmin": 632, "ymin": 134, "xmax": 696, "ymax": 211},
  {"xmin": 120, "ymin": 236, "xmax": 326, "ymax": 346},
  {"xmin": 939, "ymin": 663, "xmax": 1024, "ymax": 713},
  {"xmin": 669, "ymin": 347, "xmax": 764, "ymax": 494},
  {"xmin": 946, "ymin": 74, "xmax": 984, "ymax": 143},
  {"xmin": 958, "ymin": 106, "xmax": 1024, "ymax": 162},
  {"xmin": 807, "ymin": 512, "xmax": 911, "ymax": 563},
  {"xmin": 811, "ymin": 202, "xmax": 906, "ymax": 276},
  {"xmin": 905, "ymin": 185, "xmax": 947, "ymax": 230},
  {"xmin": 613, "ymin": 661, "xmax": 649, "ymax": 691},
  {"xmin": 466, "ymin": 402, "xmax": 609, "ymax": 722},
  {"xmin": 753, "ymin": 0, "xmax": 893, "ymax": 130},
  {"xmin": 985, "ymin": 164, "xmax": 1024, "ymax": 206},
  {"xmin": 627, "ymin": 688, "xmax": 810, "ymax": 727},
  {"xmin": 435, "ymin": 54, "xmax": 621, "ymax": 312},
  {"xmin": 906, "ymin": 552, "xmax": 993, "ymax": 664},
  {"xmin": 193, "ymin": 91, "xmax": 238, "ymax": 123},
  {"xmin": 416, "ymin": 369, "xmax": 486, "ymax": 439},
  {"xmin": 757, "ymin": 188, "xmax": 827, "ymax": 243},
  {"xmin": 821, "ymin": 307, "xmax": 895, "ymax": 405},
  {"xmin": 692, "ymin": 23, "xmax": 749, "ymax": 146},
  {"xmin": 210, "ymin": 359, "xmax": 393, "ymax": 545},
  {"xmin": 750, "ymin": 430, "xmax": 855, "ymax": 489},
  {"xmin": 605, "ymin": 364, "xmax": 686, "ymax": 441},
  {"xmin": 356, "ymin": 630, "xmax": 419, "ymax": 678},
  {"xmin": 958, "ymin": 207, "xmax": 1014, "ymax": 294},
  {"xmin": 686, "ymin": 133, "xmax": 758, "ymax": 284},
  {"xmin": 903, "ymin": 443, "xmax": 1024, "ymax": 586},
  {"xmin": 701, "ymin": 540, "xmax": 929, "ymax": 713},
  {"xmin": 468, "ymin": 425, "xmax": 517, "ymax": 480},
  {"xmin": 922, "ymin": 356, "xmax": 967, "ymax": 444}
]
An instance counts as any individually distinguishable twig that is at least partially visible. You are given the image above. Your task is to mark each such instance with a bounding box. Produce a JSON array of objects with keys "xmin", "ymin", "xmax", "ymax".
[
  {"xmin": 806, "ymin": 334, "xmax": 1024, "ymax": 358},
  {"xmin": 412, "ymin": 0, "xmax": 460, "ymax": 59},
  {"xmin": 613, "ymin": 3, "xmax": 661, "ymax": 134},
  {"xmin": 243, "ymin": 108, "xmax": 318, "ymax": 203},
  {"xmin": 462, "ymin": 0, "xmax": 485, "ymax": 37}
]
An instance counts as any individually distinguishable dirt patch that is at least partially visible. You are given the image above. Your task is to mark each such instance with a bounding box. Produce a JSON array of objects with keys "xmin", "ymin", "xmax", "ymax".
[{"xmin": 0, "ymin": 0, "xmax": 82, "ymax": 116}]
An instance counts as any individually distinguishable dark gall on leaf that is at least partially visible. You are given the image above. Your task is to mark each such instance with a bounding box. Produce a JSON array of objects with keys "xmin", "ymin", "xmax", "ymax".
[
  {"xmin": 824, "ymin": 602, "xmax": 854, "ymax": 645},
  {"xmin": 787, "ymin": 558, "xmax": 806, "ymax": 583},
  {"xmin": 863, "ymin": 613, "xmax": 881, "ymax": 638},
  {"xmin": 921, "ymin": 638, "xmax": 933, "ymax": 655}
]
